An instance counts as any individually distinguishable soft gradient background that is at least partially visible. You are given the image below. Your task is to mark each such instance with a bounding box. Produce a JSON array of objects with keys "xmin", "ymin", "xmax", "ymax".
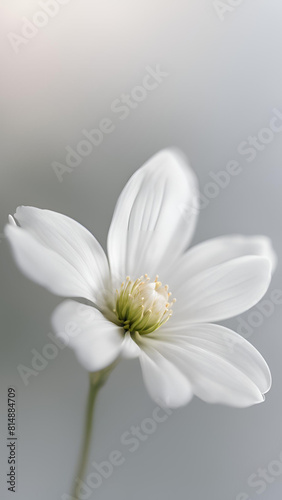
[{"xmin": 1, "ymin": 1, "xmax": 282, "ymax": 499}]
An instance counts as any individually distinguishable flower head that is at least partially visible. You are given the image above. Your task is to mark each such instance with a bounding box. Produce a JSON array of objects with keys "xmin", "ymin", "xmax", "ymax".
[
  {"xmin": 5, "ymin": 150, "xmax": 276, "ymax": 408},
  {"xmin": 114, "ymin": 274, "xmax": 175, "ymax": 334}
]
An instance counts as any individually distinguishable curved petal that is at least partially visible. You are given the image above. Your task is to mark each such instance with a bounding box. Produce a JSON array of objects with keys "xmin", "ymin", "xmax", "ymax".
[
  {"xmin": 165, "ymin": 235, "xmax": 277, "ymax": 290},
  {"xmin": 107, "ymin": 149, "xmax": 199, "ymax": 286},
  {"xmin": 5, "ymin": 207, "xmax": 110, "ymax": 305},
  {"xmin": 144, "ymin": 323, "xmax": 271, "ymax": 407},
  {"xmin": 135, "ymin": 333, "xmax": 193, "ymax": 408},
  {"xmin": 51, "ymin": 300, "xmax": 125, "ymax": 372},
  {"xmin": 121, "ymin": 331, "xmax": 141, "ymax": 359},
  {"xmin": 155, "ymin": 323, "xmax": 271, "ymax": 394},
  {"xmin": 168, "ymin": 256, "xmax": 271, "ymax": 325}
]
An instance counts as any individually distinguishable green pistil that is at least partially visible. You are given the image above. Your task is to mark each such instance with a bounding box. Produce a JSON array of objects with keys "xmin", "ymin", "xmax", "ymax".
[{"xmin": 114, "ymin": 275, "xmax": 175, "ymax": 335}]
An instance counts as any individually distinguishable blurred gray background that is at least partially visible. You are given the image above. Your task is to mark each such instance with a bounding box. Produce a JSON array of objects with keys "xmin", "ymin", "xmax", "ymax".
[{"xmin": 1, "ymin": 1, "xmax": 282, "ymax": 499}]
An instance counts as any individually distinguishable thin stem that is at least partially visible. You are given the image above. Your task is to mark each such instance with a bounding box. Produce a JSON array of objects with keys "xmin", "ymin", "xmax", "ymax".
[{"xmin": 71, "ymin": 367, "xmax": 112, "ymax": 499}]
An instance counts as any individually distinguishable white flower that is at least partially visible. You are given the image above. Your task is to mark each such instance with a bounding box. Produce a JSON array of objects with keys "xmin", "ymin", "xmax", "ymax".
[{"xmin": 5, "ymin": 150, "xmax": 276, "ymax": 408}]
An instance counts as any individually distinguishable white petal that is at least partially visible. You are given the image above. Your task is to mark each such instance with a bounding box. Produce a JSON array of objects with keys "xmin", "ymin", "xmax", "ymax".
[
  {"xmin": 135, "ymin": 333, "xmax": 193, "ymax": 408},
  {"xmin": 156, "ymin": 323, "xmax": 271, "ymax": 394},
  {"xmin": 169, "ymin": 256, "xmax": 271, "ymax": 324},
  {"xmin": 5, "ymin": 225, "xmax": 94, "ymax": 300},
  {"xmin": 51, "ymin": 300, "xmax": 125, "ymax": 372},
  {"xmin": 165, "ymin": 234, "xmax": 277, "ymax": 289},
  {"xmin": 121, "ymin": 331, "xmax": 141, "ymax": 359},
  {"xmin": 5, "ymin": 207, "xmax": 110, "ymax": 305},
  {"xmin": 145, "ymin": 324, "xmax": 270, "ymax": 407},
  {"xmin": 107, "ymin": 149, "xmax": 199, "ymax": 285},
  {"xmin": 8, "ymin": 214, "xmax": 17, "ymax": 226}
]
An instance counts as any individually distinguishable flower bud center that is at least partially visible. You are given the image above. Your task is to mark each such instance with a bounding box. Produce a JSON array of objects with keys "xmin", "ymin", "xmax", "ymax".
[{"xmin": 114, "ymin": 275, "xmax": 175, "ymax": 335}]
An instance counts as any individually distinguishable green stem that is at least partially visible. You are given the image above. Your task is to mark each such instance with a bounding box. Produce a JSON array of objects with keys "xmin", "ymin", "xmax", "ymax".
[{"xmin": 72, "ymin": 367, "xmax": 113, "ymax": 499}]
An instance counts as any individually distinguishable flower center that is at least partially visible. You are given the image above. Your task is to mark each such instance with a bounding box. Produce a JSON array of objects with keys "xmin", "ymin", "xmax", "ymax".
[{"xmin": 114, "ymin": 275, "xmax": 176, "ymax": 335}]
